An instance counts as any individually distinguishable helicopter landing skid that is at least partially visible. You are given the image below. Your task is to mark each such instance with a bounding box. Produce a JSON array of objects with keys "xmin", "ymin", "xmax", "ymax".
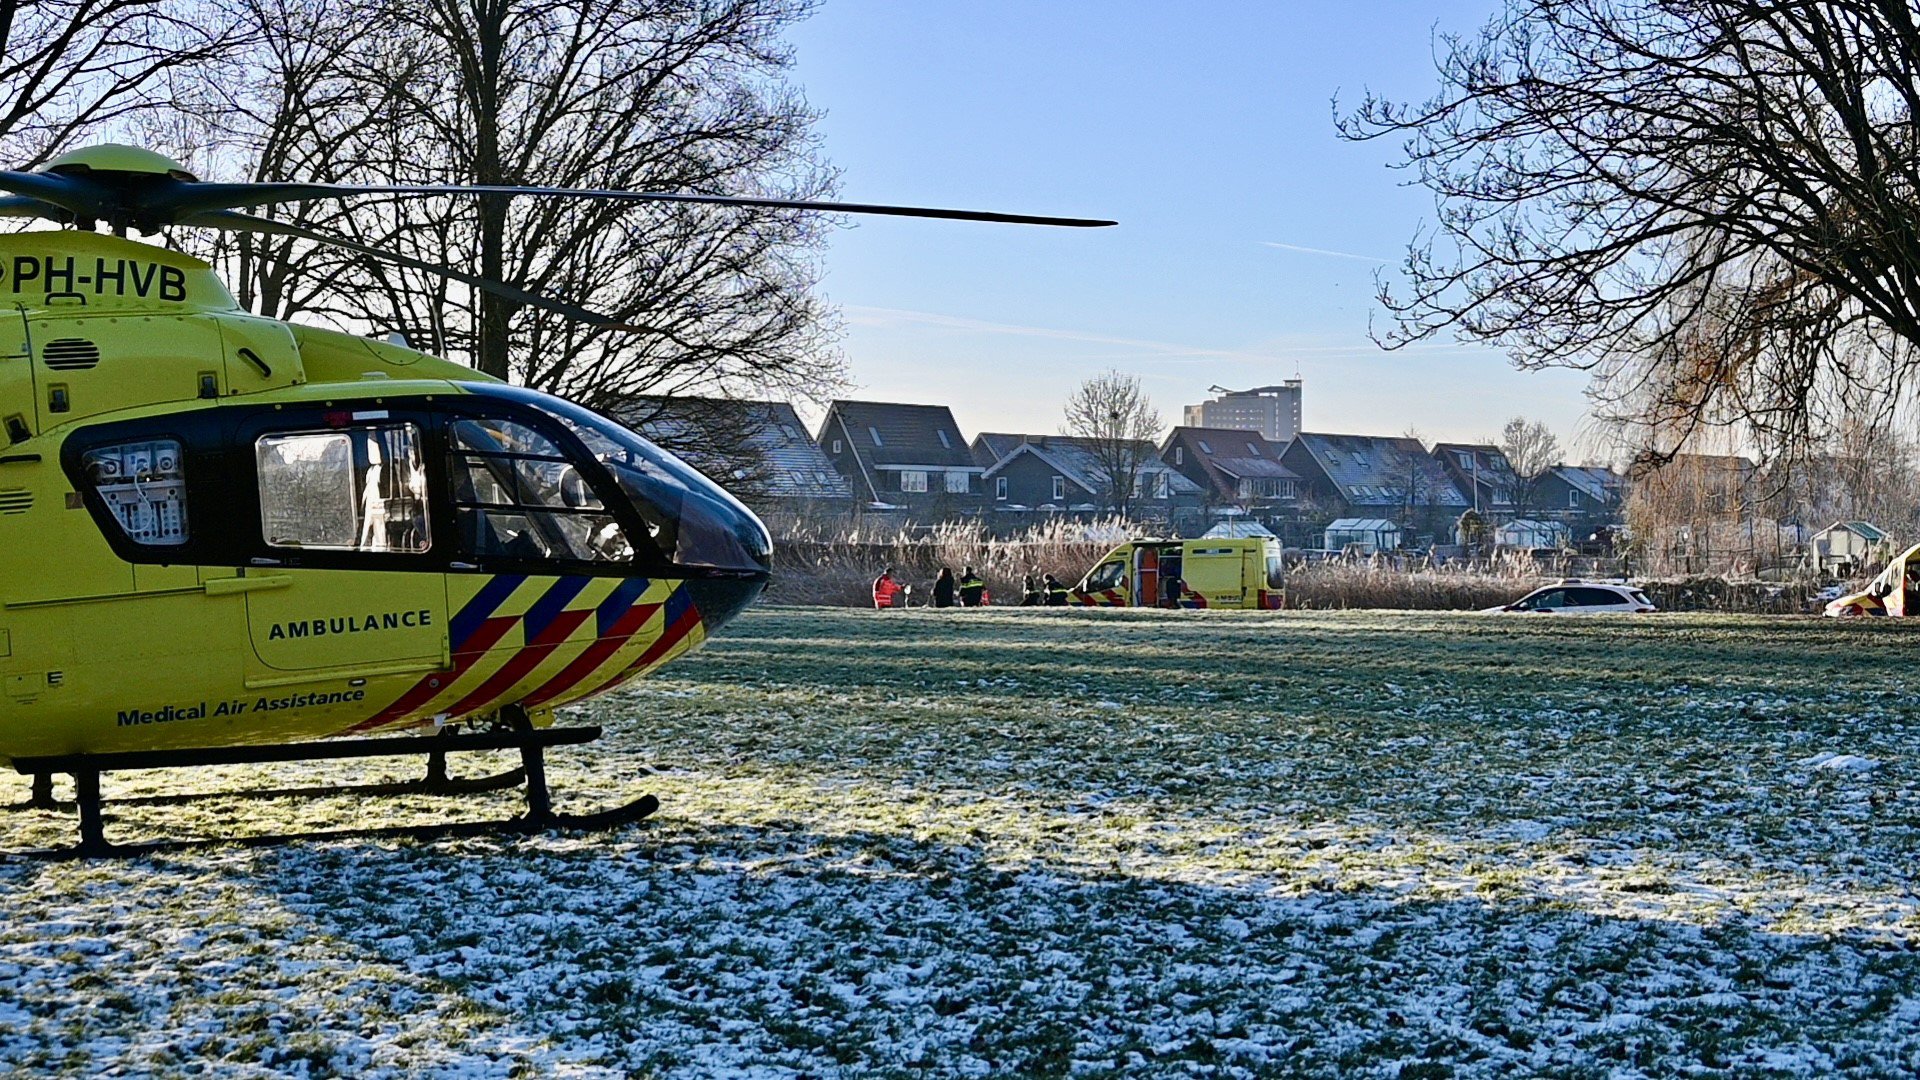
[{"xmin": 7, "ymin": 724, "xmax": 656, "ymax": 858}]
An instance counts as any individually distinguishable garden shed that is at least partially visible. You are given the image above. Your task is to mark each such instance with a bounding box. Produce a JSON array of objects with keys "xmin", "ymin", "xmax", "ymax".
[
  {"xmin": 1496, "ymin": 518, "xmax": 1572, "ymax": 549},
  {"xmin": 1811, "ymin": 521, "xmax": 1892, "ymax": 575},
  {"xmin": 1324, "ymin": 518, "xmax": 1401, "ymax": 554}
]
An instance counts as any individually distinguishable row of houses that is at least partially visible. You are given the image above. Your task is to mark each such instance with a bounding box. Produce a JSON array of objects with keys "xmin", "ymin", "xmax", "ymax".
[{"xmin": 615, "ymin": 395, "xmax": 1632, "ymax": 548}]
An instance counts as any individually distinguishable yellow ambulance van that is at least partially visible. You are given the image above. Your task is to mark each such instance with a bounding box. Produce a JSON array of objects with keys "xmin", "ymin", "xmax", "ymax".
[{"xmin": 1070, "ymin": 537, "xmax": 1285, "ymax": 609}]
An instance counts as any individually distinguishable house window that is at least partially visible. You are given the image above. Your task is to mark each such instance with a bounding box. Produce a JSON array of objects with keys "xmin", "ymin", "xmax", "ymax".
[
  {"xmin": 1174, "ymin": 446, "xmax": 1184, "ymax": 465},
  {"xmin": 937, "ymin": 429, "xmax": 952, "ymax": 449},
  {"xmin": 869, "ymin": 426, "xmax": 884, "ymax": 446},
  {"xmin": 1247, "ymin": 442, "xmax": 1261, "ymax": 455},
  {"xmin": 945, "ymin": 471, "xmax": 969, "ymax": 494},
  {"xmin": 1355, "ymin": 454, "xmax": 1369, "ymax": 467},
  {"xmin": 1197, "ymin": 440, "xmax": 1213, "ymax": 454},
  {"xmin": 1052, "ymin": 476, "xmax": 1066, "ymax": 500},
  {"xmin": 901, "ymin": 470, "xmax": 928, "ymax": 493},
  {"xmin": 85, "ymin": 438, "xmax": 189, "ymax": 546},
  {"xmin": 259, "ymin": 424, "xmax": 431, "ymax": 553},
  {"xmin": 1570, "ymin": 490, "xmax": 1580, "ymax": 508},
  {"xmin": 995, "ymin": 476, "xmax": 1008, "ymax": 500},
  {"xmin": 1456, "ymin": 451, "xmax": 1473, "ymax": 468},
  {"xmin": 1154, "ymin": 473, "xmax": 1169, "ymax": 499},
  {"xmin": 831, "ymin": 439, "xmax": 843, "ymax": 454}
]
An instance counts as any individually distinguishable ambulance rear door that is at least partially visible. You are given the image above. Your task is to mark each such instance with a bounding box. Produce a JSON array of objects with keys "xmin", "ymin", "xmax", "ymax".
[{"xmin": 1132, "ymin": 544, "xmax": 1160, "ymax": 608}]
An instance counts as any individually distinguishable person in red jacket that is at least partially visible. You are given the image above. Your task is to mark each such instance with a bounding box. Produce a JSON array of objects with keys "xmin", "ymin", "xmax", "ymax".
[{"xmin": 873, "ymin": 567, "xmax": 906, "ymax": 609}]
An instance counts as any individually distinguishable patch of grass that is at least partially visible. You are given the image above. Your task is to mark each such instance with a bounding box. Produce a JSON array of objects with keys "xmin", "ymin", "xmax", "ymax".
[{"xmin": 4, "ymin": 607, "xmax": 1920, "ymax": 1076}]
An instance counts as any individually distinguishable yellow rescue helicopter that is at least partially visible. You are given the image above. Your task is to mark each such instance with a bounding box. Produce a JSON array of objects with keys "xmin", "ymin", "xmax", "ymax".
[{"xmin": 0, "ymin": 144, "xmax": 1111, "ymax": 853}]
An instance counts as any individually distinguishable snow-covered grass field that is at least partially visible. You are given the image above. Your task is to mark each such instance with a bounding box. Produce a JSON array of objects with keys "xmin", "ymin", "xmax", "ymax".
[{"xmin": 5, "ymin": 606, "xmax": 1920, "ymax": 1077}]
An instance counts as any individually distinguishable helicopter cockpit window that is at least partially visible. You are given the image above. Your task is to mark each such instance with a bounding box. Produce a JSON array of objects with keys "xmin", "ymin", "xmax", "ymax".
[
  {"xmin": 448, "ymin": 416, "xmax": 631, "ymax": 563},
  {"xmin": 539, "ymin": 401, "xmax": 772, "ymax": 574},
  {"xmin": 256, "ymin": 424, "xmax": 430, "ymax": 553},
  {"xmin": 82, "ymin": 439, "xmax": 188, "ymax": 546}
]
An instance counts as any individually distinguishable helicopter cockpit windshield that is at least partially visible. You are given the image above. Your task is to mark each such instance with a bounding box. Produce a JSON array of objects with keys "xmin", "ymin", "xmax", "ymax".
[{"xmin": 474, "ymin": 386, "xmax": 773, "ymax": 578}]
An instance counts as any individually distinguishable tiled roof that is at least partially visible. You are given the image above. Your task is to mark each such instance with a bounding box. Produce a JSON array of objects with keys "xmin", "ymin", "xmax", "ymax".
[
  {"xmin": 822, "ymin": 400, "xmax": 976, "ymax": 469},
  {"xmin": 1820, "ymin": 520, "xmax": 1889, "ymax": 542},
  {"xmin": 1294, "ymin": 433, "xmax": 1469, "ymax": 507},
  {"xmin": 1550, "ymin": 465, "xmax": 1618, "ymax": 502},
  {"xmin": 975, "ymin": 434, "xmax": 1202, "ymax": 495},
  {"xmin": 1165, "ymin": 426, "xmax": 1298, "ymax": 482},
  {"xmin": 616, "ymin": 396, "xmax": 852, "ymax": 500},
  {"xmin": 1432, "ymin": 442, "xmax": 1518, "ymax": 481},
  {"xmin": 1206, "ymin": 455, "xmax": 1299, "ymax": 480}
]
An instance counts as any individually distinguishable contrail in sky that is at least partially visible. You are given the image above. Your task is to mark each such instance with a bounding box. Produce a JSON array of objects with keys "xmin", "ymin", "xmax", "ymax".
[
  {"xmin": 1260, "ymin": 241, "xmax": 1390, "ymax": 264},
  {"xmin": 843, "ymin": 305, "xmax": 1503, "ymax": 362}
]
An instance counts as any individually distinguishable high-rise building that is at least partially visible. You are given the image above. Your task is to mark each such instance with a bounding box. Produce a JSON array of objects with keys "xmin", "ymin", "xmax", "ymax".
[{"xmin": 1181, "ymin": 381, "xmax": 1302, "ymax": 443}]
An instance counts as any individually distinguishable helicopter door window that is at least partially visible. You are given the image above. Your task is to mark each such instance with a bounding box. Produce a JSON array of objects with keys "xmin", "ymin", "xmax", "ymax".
[
  {"xmin": 256, "ymin": 424, "xmax": 431, "ymax": 553},
  {"xmin": 448, "ymin": 416, "xmax": 631, "ymax": 563},
  {"xmin": 82, "ymin": 439, "xmax": 189, "ymax": 546}
]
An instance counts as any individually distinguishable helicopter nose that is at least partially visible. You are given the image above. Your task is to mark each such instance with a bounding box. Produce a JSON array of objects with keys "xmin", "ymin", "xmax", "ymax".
[{"xmin": 684, "ymin": 575, "xmax": 767, "ymax": 635}]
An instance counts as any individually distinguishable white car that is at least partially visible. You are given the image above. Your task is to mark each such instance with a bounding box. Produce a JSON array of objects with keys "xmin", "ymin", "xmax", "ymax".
[{"xmin": 1485, "ymin": 580, "xmax": 1658, "ymax": 614}]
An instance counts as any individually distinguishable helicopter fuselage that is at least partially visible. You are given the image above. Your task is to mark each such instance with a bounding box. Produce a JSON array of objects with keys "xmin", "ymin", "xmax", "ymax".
[{"xmin": 0, "ymin": 231, "xmax": 769, "ymax": 763}]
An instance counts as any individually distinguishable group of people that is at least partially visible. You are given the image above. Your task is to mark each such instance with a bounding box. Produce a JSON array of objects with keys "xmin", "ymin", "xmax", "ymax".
[{"xmin": 872, "ymin": 567, "xmax": 1073, "ymax": 609}]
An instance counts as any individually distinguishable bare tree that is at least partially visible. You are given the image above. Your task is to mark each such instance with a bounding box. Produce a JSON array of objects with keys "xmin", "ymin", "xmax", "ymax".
[
  {"xmin": 383, "ymin": 0, "xmax": 843, "ymax": 405},
  {"xmin": 1499, "ymin": 416, "xmax": 1560, "ymax": 515},
  {"xmin": 1062, "ymin": 370, "xmax": 1164, "ymax": 517},
  {"xmin": 152, "ymin": 0, "xmax": 418, "ymax": 326},
  {"xmin": 1340, "ymin": 0, "xmax": 1920, "ymax": 463},
  {"xmin": 1624, "ymin": 432, "xmax": 1761, "ymax": 573},
  {"xmin": 0, "ymin": 0, "xmax": 238, "ymax": 164},
  {"xmin": 1771, "ymin": 412, "xmax": 1920, "ymax": 537},
  {"xmin": 157, "ymin": 0, "xmax": 844, "ymax": 414}
]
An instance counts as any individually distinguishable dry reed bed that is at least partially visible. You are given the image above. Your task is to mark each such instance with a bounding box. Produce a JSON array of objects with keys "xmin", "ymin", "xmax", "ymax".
[
  {"xmin": 768, "ymin": 519, "xmax": 1131, "ymax": 606},
  {"xmin": 766, "ymin": 526, "xmax": 1829, "ymax": 613}
]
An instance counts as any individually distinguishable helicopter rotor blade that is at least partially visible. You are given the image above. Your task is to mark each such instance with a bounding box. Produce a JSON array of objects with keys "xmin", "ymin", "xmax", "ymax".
[
  {"xmin": 179, "ymin": 210, "xmax": 632, "ymax": 328},
  {"xmin": 173, "ymin": 182, "xmax": 1117, "ymax": 228},
  {"xmin": 0, "ymin": 196, "xmax": 63, "ymax": 220},
  {"xmin": 0, "ymin": 171, "xmax": 93, "ymax": 217}
]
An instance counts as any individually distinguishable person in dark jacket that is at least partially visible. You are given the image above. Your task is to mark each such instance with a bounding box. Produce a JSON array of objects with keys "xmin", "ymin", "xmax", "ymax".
[
  {"xmin": 1021, "ymin": 573, "xmax": 1043, "ymax": 606},
  {"xmin": 931, "ymin": 567, "xmax": 957, "ymax": 608},
  {"xmin": 958, "ymin": 566, "xmax": 987, "ymax": 607},
  {"xmin": 1044, "ymin": 573, "xmax": 1070, "ymax": 606}
]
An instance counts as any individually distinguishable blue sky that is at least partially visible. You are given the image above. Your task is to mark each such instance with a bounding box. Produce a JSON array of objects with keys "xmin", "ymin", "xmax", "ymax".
[{"xmin": 785, "ymin": 1, "xmax": 1600, "ymax": 454}]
